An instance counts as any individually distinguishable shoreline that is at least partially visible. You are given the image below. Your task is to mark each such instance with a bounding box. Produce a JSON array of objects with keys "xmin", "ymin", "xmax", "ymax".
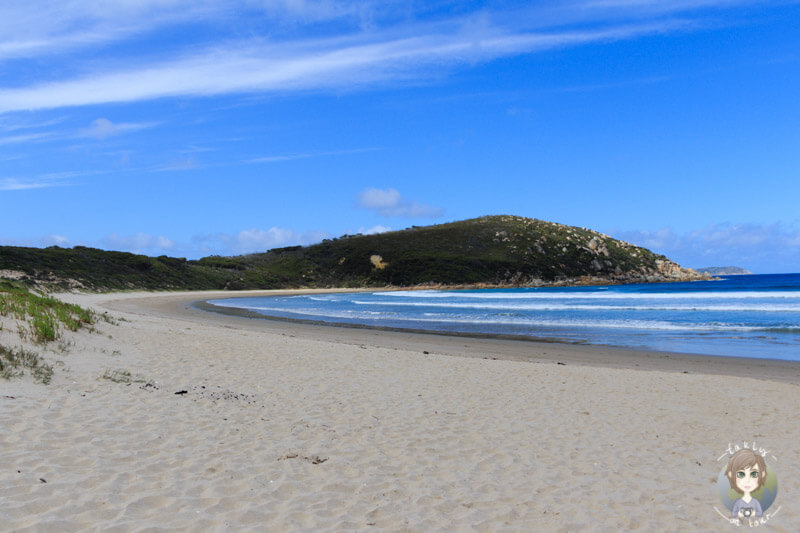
[{"xmin": 111, "ymin": 289, "xmax": 800, "ymax": 385}]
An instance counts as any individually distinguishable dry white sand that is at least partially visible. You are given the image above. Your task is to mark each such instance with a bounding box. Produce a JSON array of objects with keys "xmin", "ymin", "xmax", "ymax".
[{"xmin": 2, "ymin": 290, "xmax": 799, "ymax": 532}]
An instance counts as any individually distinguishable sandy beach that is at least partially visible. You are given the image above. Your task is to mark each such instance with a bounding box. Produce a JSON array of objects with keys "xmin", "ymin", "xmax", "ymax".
[{"xmin": 2, "ymin": 289, "xmax": 799, "ymax": 531}]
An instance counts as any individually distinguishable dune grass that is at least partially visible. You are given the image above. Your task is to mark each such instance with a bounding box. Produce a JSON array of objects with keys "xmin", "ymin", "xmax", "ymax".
[
  {"xmin": 1, "ymin": 279, "xmax": 95, "ymax": 383},
  {"xmin": 0, "ymin": 344, "xmax": 53, "ymax": 384},
  {"xmin": 0, "ymin": 279, "xmax": 94, "ymax": 343}
]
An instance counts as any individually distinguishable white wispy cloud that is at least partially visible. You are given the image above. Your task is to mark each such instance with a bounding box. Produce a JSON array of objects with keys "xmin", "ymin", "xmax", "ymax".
[
  {"xmin": 0, "ymin": 234, "xmax": 71, "ymax": 248},
  {"xmin": 0, "ymin": 117, "xmax": 153, "ymax": 146},
  {"xmin": 613, "ymin": 222, "xmax": 800, "ymax": 273},
  {"xmin": 0, "ymin": 16, "xmax": 696, "ymax": 114},
  {"xmin": 102, "ymin": 232, "xmax": 176, "ymax": 254},
  {"xmin": 78, "ymin": 118, "xmax": 158, "ymax": 140},
  {"xmin": 0, "ymin": 170, "xmax": 105, "ymax": 191},
  {"xmin": 247, "ymin": 147, "xmax": 379, "ymax": 164},
  {"xmin": 581, "ymin": 0, "xmax": 756, "ymax": 11},
  {"xmin": 0, "ymin": 0, "xmax": 782, "ymax": 68},
  {"xmin": 359, "ymin": 225, "xmax": 392, "ymax": 235},
  {"xmin": 156, "ymin": 157, "xmax": 199, "ymax": 172},
  {"xmin": 0, "ymin": 132, "xmax": 55, "ymax": 145},
  {"xmin": 0, "ymin": 0, "xmax": 229, "ymax": 61},
  {"xmin": 233, "ymin": 227, "xmax": 327, "ymax": 253},
  {"xmin": 0, "ymin": 116, "xmax": 68, "ymax": 132},
  {"xmin": 0, "ymin": 0, "xmax": 389, "ymax": 59},
  {"xmin": 358, "ymin": 187, "xmax": 443, "ymax": 218},
  {"xmin": 193, "ymin": 227, "xmax": 330, "ymax": 255},
  {"xmin": 10, "ymin": 224, "xmax": 329, "ymax": 258},
  {"xmin": 0, "ymin": 0, "xmax": 756, "ymax": 62},
  {"xmin": 1, "ymin": 0, "xmax": 785, "ymax": 113},
  {"xmin": 0, "ymin": 178, "xmax": 54, "ymax": 191},
  {"xmin": 43, "ymin": 234, "xmax": 70, "ymax": 246}
]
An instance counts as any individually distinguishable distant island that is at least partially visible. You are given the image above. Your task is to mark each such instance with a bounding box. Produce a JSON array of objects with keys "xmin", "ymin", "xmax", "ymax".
[
  {"xmin": 0, "ymin": 215, "xmax": 709, "ymax": 291},
  {"xmin": 695, "ymin": 266, "xmax": 753, "ymax": 276}
]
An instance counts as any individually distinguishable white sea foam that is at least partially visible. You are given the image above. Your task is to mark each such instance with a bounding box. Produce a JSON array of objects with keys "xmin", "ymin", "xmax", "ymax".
[
  {"xmin": 209, "ymin": 279, "xmax": 800, "ymax": 357},
  {"xmin": 352, "ymin": 300, "xmax": 800, "ymax": 313},
  {"xmin": 212, "ymin": 304, "xmax": 775, "ymax": 332},
  {"xmin": 207, "ymin": 300, "xmax": 250, "ymax": 308},
  {"xmin": 380, "ymin": 290, "xmax": 800, "ymax": 300}
]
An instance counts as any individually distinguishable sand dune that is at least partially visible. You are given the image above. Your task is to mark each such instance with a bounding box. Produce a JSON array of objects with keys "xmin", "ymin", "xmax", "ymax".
[{"xmin": 2, "ymin": 290, "xmax": 798, "ymax": 531}]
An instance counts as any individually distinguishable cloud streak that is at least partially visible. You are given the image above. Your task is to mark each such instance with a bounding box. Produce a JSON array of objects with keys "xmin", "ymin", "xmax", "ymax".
[
  {"xmin": 1, "ymin": 0, "xmax": 784, "ymax": 114},
  {"xmin": 358, "ymin": 188, "xmax": 443, "ymax": 218},
  {"xmin": 0, "ymin": 178, "xmax": 56, "ymax": 191},
  {"xmin": 103, "ymin": 232, "xmax": 176, "ymax": 254},
  {"xmin": 0, "ymin": 170, "xmax": 105, "ymax": 191},
  {"xmin": 0, "ymin": 132, "xmax": 55, "ymax": 145},
  {"xmin": 0, "ymin": 18, "xmax": 692, "ymax": 114},
  {"xmin": 0, "ymin": 0, "xmax": 236, "ymax": 61},
  {"xmin": 78, "ymin": 118, "xmax": 158, "ymax": 140},
  {"xmin": 247, "ymin": 147, "xmax": 379, "ymax": 164},
  {"xmin": 613, "ymin": 222, "xmax": 800, "ymax": 273},
  {"xmin": 191, "ymin": 227, "xmax": 330, "ymax": 256},
  {"xmin": 0, "ymin": 0, "xmax": 762, "ymax": 61}
]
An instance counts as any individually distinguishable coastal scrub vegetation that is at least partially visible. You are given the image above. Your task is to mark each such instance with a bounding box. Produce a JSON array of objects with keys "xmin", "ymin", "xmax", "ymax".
[
  {"xmin": 0, "ymin": 215, "xmax": 704, "ymax": 292},
  {"xmin": 0, "ymin": 246, "xmax": 230, "ymax": 291}
]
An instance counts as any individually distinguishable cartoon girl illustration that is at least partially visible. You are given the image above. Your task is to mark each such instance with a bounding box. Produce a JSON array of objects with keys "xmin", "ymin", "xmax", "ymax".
[{"xmin": 725, "ymin": 448, "xmax": 767, "ymax": 519}]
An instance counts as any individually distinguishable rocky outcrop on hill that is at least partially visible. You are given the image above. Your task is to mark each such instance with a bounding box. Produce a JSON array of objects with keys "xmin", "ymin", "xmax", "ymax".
[{"xmin": 471, "ymin": 216, "xmax": 707, "ymax": 286}]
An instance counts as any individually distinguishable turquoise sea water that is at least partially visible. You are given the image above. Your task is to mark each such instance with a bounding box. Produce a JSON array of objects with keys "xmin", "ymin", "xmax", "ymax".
[{"xmin": 208, "ymin": 274, "xmax": 800, "ymax": 361}]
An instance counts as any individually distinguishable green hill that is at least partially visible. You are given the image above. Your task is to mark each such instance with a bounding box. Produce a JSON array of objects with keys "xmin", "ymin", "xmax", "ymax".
[
  {"xmin": 0, "ymin": 245, "xmax": 230, "ymax": 291},
  {"xmin": 0, "ymin": 215, "xmax": 706, "ymax": 291}
]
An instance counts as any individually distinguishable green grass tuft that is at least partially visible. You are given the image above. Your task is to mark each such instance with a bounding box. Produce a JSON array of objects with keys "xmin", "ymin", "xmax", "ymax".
[{"xmin": 0, "ymin": 281, "xmax": 95, "ymax": 345}]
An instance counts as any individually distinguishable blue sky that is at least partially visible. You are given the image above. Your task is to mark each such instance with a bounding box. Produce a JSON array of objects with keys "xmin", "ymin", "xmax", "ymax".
[{"xmin": 1, "ymin": 0, "xmax": 799, "ymax": 273}]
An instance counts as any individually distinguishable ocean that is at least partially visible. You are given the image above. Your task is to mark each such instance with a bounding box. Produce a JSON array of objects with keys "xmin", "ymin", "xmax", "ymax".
[{"xmin": 208, "ymin": 273, "xmax": 800, "ymax": 361}]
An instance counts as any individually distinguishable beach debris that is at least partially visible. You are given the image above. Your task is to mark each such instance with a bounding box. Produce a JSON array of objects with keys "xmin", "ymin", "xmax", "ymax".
[
  {"xmin": 423, "ymin": 351, "xmax": 429, "ymax": 354},
  {"xmin": 2, "ymin": 395, "xmax": 16, "ymax": 399},
  {"xmin": 557, "ymin": 362, "xmax": 566, "ymax": 365},
  {"xmin": 198, "ymin": 386, "xmax": 254, "ymax": 402},
  {"xmin": 141, "ymin": 384, "xmax": 258, "ymax": 402},
  {"xmin": 277, "ymin": 453, "xmax": 328, "ymax": 464},
  {"xmin": 39, "ymin": 478, "xmax": 47, "ymax": 483}
]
